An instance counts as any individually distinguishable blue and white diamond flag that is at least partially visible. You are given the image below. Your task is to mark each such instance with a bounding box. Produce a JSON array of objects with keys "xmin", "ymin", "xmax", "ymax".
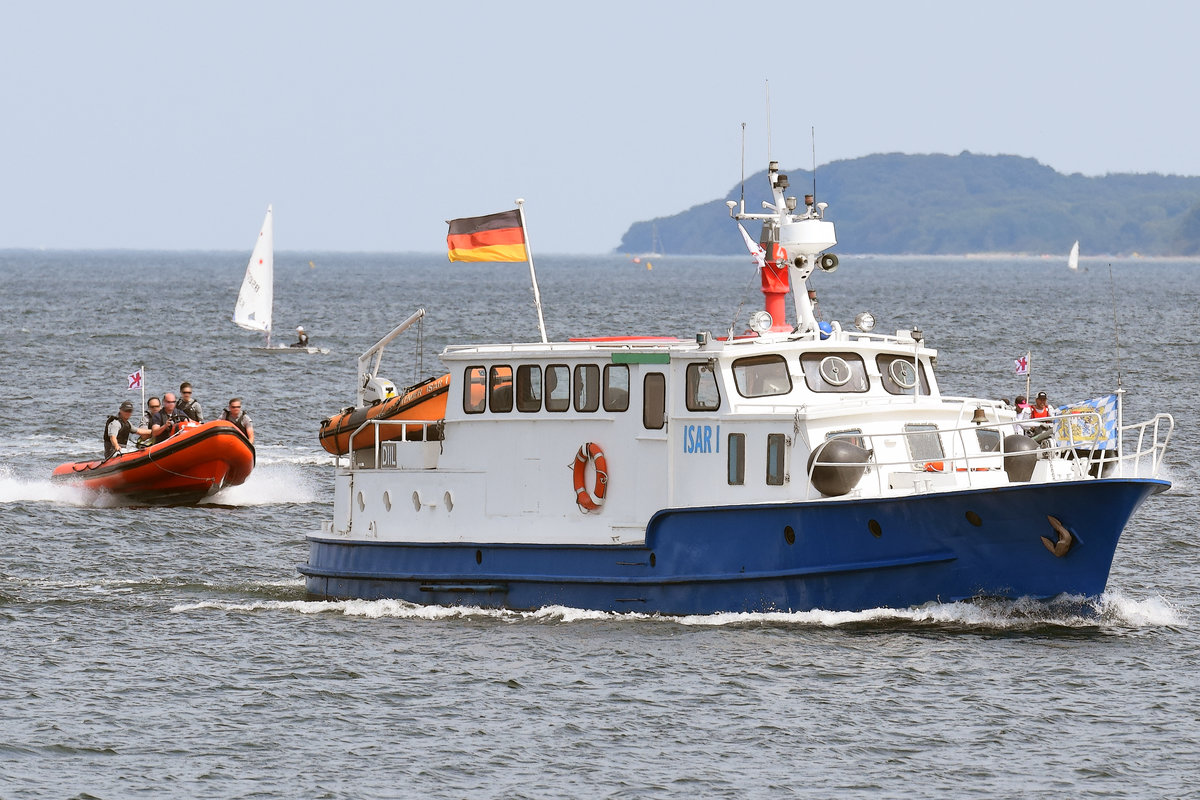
[{"xmin": 1054, "ymin": 393, "xmax": 1119, "ymax": 449}]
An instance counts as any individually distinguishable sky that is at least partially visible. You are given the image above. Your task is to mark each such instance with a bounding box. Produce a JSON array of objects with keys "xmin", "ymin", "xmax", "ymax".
[{"xmin": 2, "ymin": 1, "xmax": 1199, "ymax": 254}]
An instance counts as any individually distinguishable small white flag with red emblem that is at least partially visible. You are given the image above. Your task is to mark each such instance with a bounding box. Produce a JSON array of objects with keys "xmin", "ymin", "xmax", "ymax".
[
  {"xmin": 128, "ymin": 368, "xmax": 144, "ymax": 390},
  {"xmin": 1014, "ymin": 353, "xmax": 1029, "ymax": 376},
  {"xmin": 737, "ymin": 223, "xmax": 766, "ymax": 270}
]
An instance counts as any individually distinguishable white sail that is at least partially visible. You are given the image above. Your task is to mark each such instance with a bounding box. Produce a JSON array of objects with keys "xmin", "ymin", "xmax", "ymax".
[
  {"xmin": 233, "ymin": 205, "xmax": 274, "ymax": 335},
  {"xmin": 1068, "ymin": 240, "xmax": 1080, "ymax": 271}
]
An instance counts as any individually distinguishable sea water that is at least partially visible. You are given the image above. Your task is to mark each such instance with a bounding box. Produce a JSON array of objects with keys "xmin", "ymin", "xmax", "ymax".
[{"xmin": 1, "ymin": 250, "xmax": 1198, "ymax": 799}]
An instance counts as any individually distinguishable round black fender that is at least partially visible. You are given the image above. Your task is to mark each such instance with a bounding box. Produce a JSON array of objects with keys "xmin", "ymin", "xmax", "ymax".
[{"xmin": 807, "ymin": 439, "xmax": 871, "ymax": 497}]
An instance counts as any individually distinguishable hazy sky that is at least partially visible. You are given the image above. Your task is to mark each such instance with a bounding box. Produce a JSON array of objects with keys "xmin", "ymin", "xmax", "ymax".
[{"xmin": 2, "ymin": 1, "xmax": 1197, "ymax": 254}]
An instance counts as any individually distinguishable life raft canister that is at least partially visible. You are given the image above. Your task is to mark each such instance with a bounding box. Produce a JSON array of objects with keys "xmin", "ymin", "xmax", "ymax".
[{"xmin": 572, "ymin": 442, "xmax": 608, "ymax": 512}]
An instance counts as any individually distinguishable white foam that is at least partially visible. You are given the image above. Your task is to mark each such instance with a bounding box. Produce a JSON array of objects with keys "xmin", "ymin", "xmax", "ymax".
[
  {"xmin": 203, "ymin": 462, "xmax": 320, "ymax": 506},
  {"xmin": 168, "ymin": 591, "xmax": 1185, "ymax": 629},
  {"xmin": 0, "ymin": 465, "xmax": 110, "ymax": 506}
]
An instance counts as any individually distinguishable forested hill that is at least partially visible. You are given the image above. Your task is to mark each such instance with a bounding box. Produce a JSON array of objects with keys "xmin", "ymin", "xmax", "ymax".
[{"xmin": 617, "ymin": 152, "xmax": 1200, "ymax": 256}]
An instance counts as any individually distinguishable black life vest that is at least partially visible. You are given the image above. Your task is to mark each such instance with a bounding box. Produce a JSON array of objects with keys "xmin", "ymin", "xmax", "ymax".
[
  {"xmin": 177, "ymin": 399, "xmax": 201, "ymax": 422},
  {"xmin": 223, "ymin": 411, "xmax": 249, "ymax": 436},
  {"xmin": 104, "ymin": 415, "xmax": 132, "ymax": 457}
]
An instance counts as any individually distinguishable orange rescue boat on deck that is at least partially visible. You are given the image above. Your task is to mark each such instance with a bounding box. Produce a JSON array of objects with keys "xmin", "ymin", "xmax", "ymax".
[
  {"xmin": 52, "ymin": 420, "xmax": 256, "ymax": 505},
  {"xmin": 319, "ymin": 373, "xmax": 450, "ymax": 455}
]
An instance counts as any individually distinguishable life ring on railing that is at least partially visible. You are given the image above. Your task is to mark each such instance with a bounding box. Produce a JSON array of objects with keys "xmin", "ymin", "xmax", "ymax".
[{"xmin": 572, "ymin": 442, "xmax": 608, "ymax": 512}]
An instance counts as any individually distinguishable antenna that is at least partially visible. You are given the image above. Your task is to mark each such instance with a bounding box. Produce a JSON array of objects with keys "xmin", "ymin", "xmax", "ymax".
[
  {"xmin": 740, "ymin": 122, "xmax": 746, "ymax": 211},
  {"xmin": 1107, "ymin": 262, "xmax": 1123, "ymax": 387},
  {"xmin": 765, "ymin": 80, "xmax": 772, "ymax": 162},
  {"xmin": 811, "ymin": 126, "xmax": 817, "ymax": 202}
]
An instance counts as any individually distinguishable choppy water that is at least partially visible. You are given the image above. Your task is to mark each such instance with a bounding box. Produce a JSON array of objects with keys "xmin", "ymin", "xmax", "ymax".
[{"xmin": 1, "ymin": 250, "xmax": 1198, "ymax": 799}]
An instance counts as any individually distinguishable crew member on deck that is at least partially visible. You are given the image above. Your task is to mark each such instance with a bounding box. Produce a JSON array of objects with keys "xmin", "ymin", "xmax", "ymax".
[
  {"xmin": 177, "ymin": 382, "xmax": 203, "ymax": 422},
  {"xmin": 156, "ymin": 393, "xmax": 181, "ymax": 441},
  {"xmin": 105, "ymin": 400, "xmax": 152, "ymax": 458},
  {"xmin": 291, "ymin": 326, "xmax": 310, "ymax": 348},
  {"xmin": 221, "ymin": 398, "xmax": 254, "ymax": 444},
  {"xmin": 137, "ymin": 397, "xmax": 165, "ymax": 448},
  {"xmin": 1030, "ymin": 391, "xmax": 1051, "ymax": 419}
]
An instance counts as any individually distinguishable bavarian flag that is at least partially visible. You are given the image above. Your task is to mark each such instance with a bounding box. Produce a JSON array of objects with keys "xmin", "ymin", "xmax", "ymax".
[{"xmin": 447, "ymin": 209, "xmax": 528, "ymax": 262}]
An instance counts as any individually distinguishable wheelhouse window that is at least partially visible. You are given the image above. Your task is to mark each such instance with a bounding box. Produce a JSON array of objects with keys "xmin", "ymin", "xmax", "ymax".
[
  {"xmin": 516, "ymin": 364, "xmax": 542, "ymax": 412},
  {"xmin": 464, "ymin": 366, "xmax": 486, "ymax": 414},
  {"xmin": 545, "ymin": 364, "xmax": 570, "ymax": 412},
  {"xmin": 976, "ymin": 428, "xmax": 1001, "ymax": 452},
  {"xmin": 732, "ymin": 354, "xmax": 792, "ymax": 398},
  {"xmin": 727, "ymin": 432, "xmax": 746, "ymax": 485},
  {"xmin": 603, "ymin": 364, "xmax": 630, "ymax": 412},
  {"xmin": 826, "ymin": 428, "xmax": 865, "ymax": 449},
  {"xmin": 685, "ymin": 362, "xmax": 721, "ymax": 411},
  {"xmin": 876, "ymin": 354, "xmax": 931, "ymax": 396},
  {"xmin": 904, "ymin": 423, "xmax": 944, "ymax": 465},
  {"xmin": 766, "ymin": 433, "xmax": 787, "ymax": 485},
  {"xmin": 643, "ymin": 373, "xmax": 666, "ymax": 430},
  {"xmin": 800, "ymin": 352, "xmax": 869, "ymax": 393},
  {"xmin": 489, "ymin": 365, "xmax": 513, "ymax": 413},
  {"xmin": 574, "ymin": 364, "xmax": 600, "ymax": 412}
]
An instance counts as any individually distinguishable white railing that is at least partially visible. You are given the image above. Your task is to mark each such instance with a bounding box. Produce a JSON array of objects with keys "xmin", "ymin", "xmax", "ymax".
[
  {"xmin": 805, "ymin": 410, "xmax": 1173, "ymax": 499},
  {"xmin": 341, "ymin": 418, "xmax": 442, "ymax": 469}
]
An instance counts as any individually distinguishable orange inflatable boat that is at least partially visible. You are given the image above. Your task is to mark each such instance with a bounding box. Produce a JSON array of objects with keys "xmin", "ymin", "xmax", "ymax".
[
  {"xmin": 319, "ymin": 373, "xmax": 451, "ymax": 456},
  {"xmin": 51, "ymin": 420, "xmax": 256, "ymax": 505}
]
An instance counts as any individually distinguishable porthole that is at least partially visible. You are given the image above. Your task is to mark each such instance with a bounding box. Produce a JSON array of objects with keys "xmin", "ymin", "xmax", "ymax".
[
  {"xmin": 784, "ymin": 526, "xmax": 796, "ymax": 545},
  {"xmin": 889, "ymin": 359, "xmax": 918, "ymax": 389},
  {"xmin": 356, "ymin": 491, "xmax": 365, "ymax": 512},
  {"xmin": 411, "ymin": 491, "xmax": 421, "ymax": 512},
  {"xmin": 475, "ymin": 549, "xmax": 483, "ymax": 565},
  {"xmin": 383, "ymin": 491, "xmax": 392, "ymax": 512},
  {"xmin": 868, "ymin": 519, "xmax": 882, "ymax": 538},
  {"xmin": 649, "ymin": 552, "xmax": 656, "ymax": 568},
  {"xmin": 965, "ymin": 510, "xmax": 983, "ymax": 527},
  {"xmin": 819, "ymin": 356, "xmax": 852, "ymax": 386},
  {"xmin": 444, "ymin": 491, "xmax": 454, "ymax": 512}
]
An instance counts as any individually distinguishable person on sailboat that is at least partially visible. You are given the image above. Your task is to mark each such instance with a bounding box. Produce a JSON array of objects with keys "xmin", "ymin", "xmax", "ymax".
[
  {"xmin": 221, "ymin": 398, "xmax": 254, "ymax": 444},
  {"xmin": 290, "ymin": 326, "xmax": 310, "ymax": 348},
  {"xmin": 177, "ymin": 382, "xmax": 203, "ymax": 422}
]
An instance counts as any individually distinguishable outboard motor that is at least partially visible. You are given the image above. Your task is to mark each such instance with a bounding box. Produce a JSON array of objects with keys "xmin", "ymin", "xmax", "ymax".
[
  {"xmin": 1002, "ymin": 434, "xmax": 1039, "ymax": 482},
  {"xmin": 362, "ymin": 376, "xmax": 397, "ymax": 406},
  {"xmin": 808, "ymin": 439, "xmax": 872, "ymax": 497}
]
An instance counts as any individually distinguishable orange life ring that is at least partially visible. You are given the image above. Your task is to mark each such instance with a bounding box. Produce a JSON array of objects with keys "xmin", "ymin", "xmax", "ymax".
[{"xmin": 572, "ymin": 442, "xmax": 608, "ymax": 512}]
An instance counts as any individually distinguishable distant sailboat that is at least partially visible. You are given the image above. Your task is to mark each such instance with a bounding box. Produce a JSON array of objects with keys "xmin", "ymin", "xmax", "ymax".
[
  {"xmin": 233, "ymin": 205, "xmax": 325, "ymax": 353},
  {"xmin": 1068, "ymin": 240, "xmax": 1080, "ymax": 271}
]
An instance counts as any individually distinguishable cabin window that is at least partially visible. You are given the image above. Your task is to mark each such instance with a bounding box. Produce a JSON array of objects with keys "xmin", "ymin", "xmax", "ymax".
[
  {"xmin": 876, "ymin": 354, "xmax": 931, "ymax": 396},
  {"xmin": 685, "ymin": 362, "xmax": 721, "ymax": 411},
  {"xmin": 727, "ymin": 433, "xmax": 745, "ymax": 485},
  {"xmin": 489, "ymin": 365, "xmax": 513, "ymax": 413},
  {"xmin": 826, "ymin": 428, "xmax": 865, "ymax": 449},
  {"xmin": 800, "ymin": 352, "xmax": 869, "ymax": 393},
  {"xmin": 464, "ymin": 366, "xmax": 486, "ymax": 414},
  {"xmin": 732, "ymin": 354, "xmax": 792, "ymax": 398},
  {"xmin": 603, "ymin": 364, "xmax": 630, "ymax": 412},
  {"xmin": 643, "ymin": 373, "xmax": 666, "ymax": 430},
  {"xmin": 976, "ymin": 428, "xmax": 1001, "ymax": 452},
  {"xmin": 904, "ymin": 423, "xmax": 944, "ymax": 465},
  {"xmin": 574, "ymin": 364, "xmax": 600, "ymax": 412},
  {"xmin": 766, "ymin": 433, "xmax": 787, "ymax": 485},
  {"xmin": 516, "ymin": 365, "xmax": 542, "ymax": 412},
  {"xmin": 545, "ymin": 364, "xmax": 570, "ymax": 412}
]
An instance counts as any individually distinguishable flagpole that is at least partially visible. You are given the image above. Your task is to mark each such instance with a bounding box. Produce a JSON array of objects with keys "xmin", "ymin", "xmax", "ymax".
[
  {"xmin": 1024, "ymin": 351, "xmax": 1031, "ymax": 400},
  {"xmin": 141, "ymin": 365, "xmax": 146, "ymax": 413},
  {"xmin": 515, "ymin": 199, "xmax": 548, "ymax": 344}
]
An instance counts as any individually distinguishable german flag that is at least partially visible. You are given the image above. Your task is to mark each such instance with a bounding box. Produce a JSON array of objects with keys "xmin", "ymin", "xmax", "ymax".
[{"xmin": 446, "ymin": 209, "xmax": 528, "ymax": 262}]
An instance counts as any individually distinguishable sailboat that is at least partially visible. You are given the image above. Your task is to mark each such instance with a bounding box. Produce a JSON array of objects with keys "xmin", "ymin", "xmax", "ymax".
[
  {"xmin": 233, "ymin": 205, "xmax": 326, "ymax": 353},
  {"xmin": 1068, "ymin": 240, "xmax": 1080, "ymax": 271}
]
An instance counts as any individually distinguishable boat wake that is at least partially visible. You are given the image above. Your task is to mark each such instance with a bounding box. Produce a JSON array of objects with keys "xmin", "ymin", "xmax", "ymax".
[
  {"xmin": 170, "ymin": 590, "xmax": 1184, "ymax": 631},
  {"xmin": 204, "ymin": 463, "xmax": 320, "ymax": 506},
  {"xmin": 0, "ymin": 465, "xmax": 112, "ymax": 507}
]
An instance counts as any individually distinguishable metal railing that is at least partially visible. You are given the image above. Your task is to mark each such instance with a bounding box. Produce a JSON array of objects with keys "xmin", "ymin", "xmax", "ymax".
[
  {"xmin": 341, "ymin": 418, "xmax": 442, "ymax": 469},
  {"xmin": 805, "ymin": 410, "xmax": 1173, "ymax": 499}
]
